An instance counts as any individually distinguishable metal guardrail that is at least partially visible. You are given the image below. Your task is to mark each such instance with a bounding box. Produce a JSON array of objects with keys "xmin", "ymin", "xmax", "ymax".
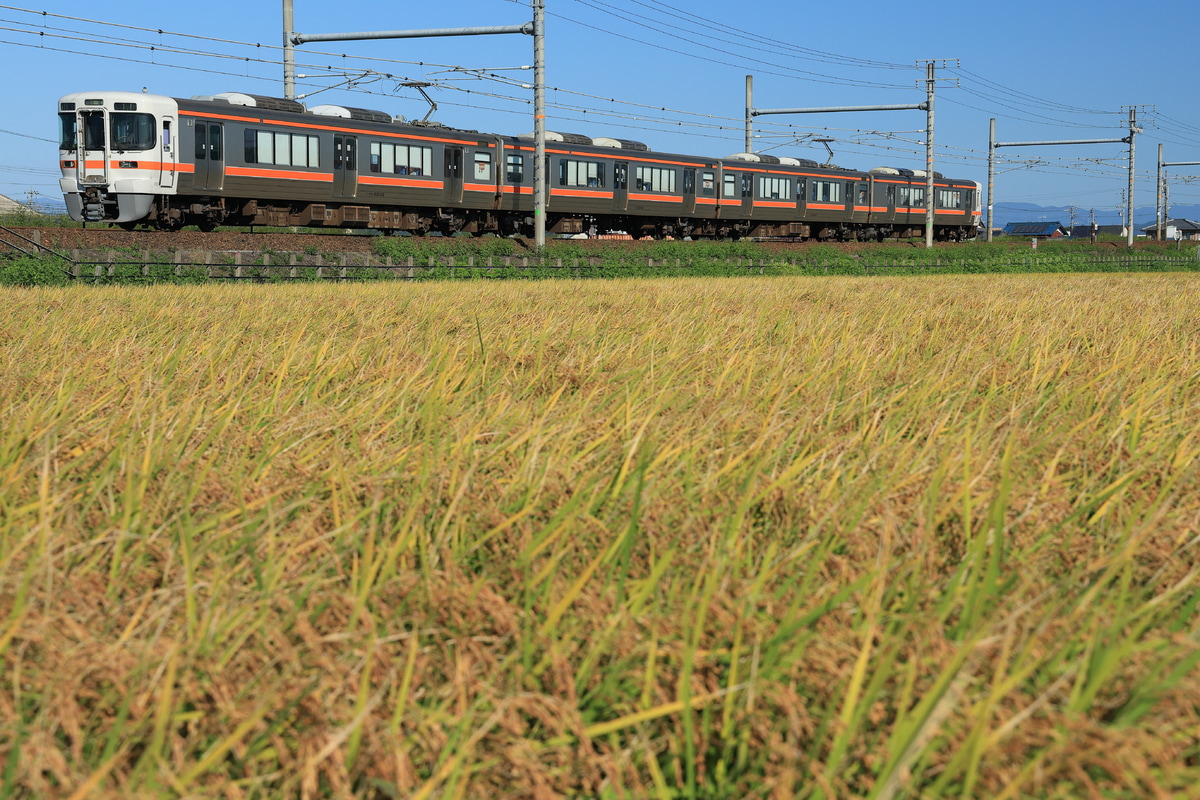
[{"xmin": 0, "ymin": 224, "xmax": 75, "ymax": 276}]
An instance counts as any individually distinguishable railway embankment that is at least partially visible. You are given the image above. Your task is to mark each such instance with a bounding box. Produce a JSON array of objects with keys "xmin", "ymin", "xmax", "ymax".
[{"xmin": 4, "ymin": 224, "xmax": 1200, "ymax": 285}]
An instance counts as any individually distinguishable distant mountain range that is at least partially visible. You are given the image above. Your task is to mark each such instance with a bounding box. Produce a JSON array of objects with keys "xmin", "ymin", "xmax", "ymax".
[{"xmin": 991, "ymin": 202, "xmax": 1196, "ymax": 232}]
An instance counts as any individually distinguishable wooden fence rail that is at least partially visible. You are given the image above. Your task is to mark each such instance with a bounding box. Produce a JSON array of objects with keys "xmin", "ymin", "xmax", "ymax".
[{"xmin": 50, "ymin": 249, "xmax": 1200, "ymax": 281}]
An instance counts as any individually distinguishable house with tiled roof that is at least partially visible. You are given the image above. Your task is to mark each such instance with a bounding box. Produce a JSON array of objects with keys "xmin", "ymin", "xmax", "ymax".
[
  {"xmin": 1003, "ymin": 221, "xmax": 1066, "ymax": 238},
  {"xmin": 1067, "ymin": 224, "xmax": 1126, "ymax": 239},
  {"xmin": 1139, "ymin": 218, "xmax": 1200, "ymax": 240}
]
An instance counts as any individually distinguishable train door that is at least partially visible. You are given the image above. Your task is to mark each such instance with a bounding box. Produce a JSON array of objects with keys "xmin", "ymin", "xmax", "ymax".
[
  {"xmin": 682, "ymin": 168, "xmax": 696, "ymax": 215},
  {"xmin": 77, "ymin": 108, "xmax": 109, "ymax": 185},
  {"xmin": 741, "ymin": 172, "xmax": 754, "ymax": 218},
  {"xmin": 333, "ymin": 135, "xmax": 358, "ymax": 199},
  {"xmin": 159, "ymin": 117, "xmax": 177, "ymax": 190},
  {"xmin": 444, "ymin": 146, "xmax": 464, "ymax": 204},
  {"xmin": 854, "ymin": 180, "xmax": 870, "ymax": 223},
  {"xmin": 193, "ymin": 121, "xmax": 225, "ymax": 191},
  {"xmin": 503, "ymin": 149, "xmax": 526, "ymax": 212},
  {"xmin": 877, "ymin": 178, "xmax": 897, "ymax": 226},
  {"xmin": 613, "ymin": 161, "xmax": 629, "ymax": 211}
]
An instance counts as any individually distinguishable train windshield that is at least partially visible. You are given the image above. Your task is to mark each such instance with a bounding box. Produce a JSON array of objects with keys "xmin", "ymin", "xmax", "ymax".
[
  {"xmin": 57, "ymin": 113, "xmax": 77, "ymax": 151},
  {"xmin": 110, "ymin": 113, "xmax": 156, "ymax": 151}
]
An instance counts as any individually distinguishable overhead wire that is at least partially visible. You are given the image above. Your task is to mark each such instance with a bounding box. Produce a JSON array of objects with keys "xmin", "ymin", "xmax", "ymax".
[
  {"xmin": 1, "ymin": 2, "xmax": 1175, "ymax": 208},
  {"xmin": 612, "ymin": 0, "xmax": 909, "ymax": 69},
  {"xmin": 545, "ymin": 3, "xmax": 909, "ymax": 90}
]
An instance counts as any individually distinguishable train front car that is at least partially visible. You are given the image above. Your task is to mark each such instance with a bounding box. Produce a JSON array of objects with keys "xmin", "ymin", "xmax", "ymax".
[{"xmin": 58, "ymin": 91, "xmax": 179, "ymax": 228}]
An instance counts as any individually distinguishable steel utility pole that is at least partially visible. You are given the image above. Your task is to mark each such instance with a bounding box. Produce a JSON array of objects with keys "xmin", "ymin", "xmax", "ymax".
[
  {"xmin": 746, "ymin": 60, "xmax": 953, "ymax": 249},
  {"xmin": 986, "ymin": 118, "xmax": 995, "ymax": 240},
  {"xmin": 532, "ymin": 0, "xmax": 546, "ymax": 249},
  {"xmin": 988, "ymin": 119, "xmax": 1131, "ymax": 244},
  {"xmin": 283, "ymin": 1, "xmax": 295, "ymax": 100},
  {"xmin": 923, "ymin": 61, "xmax": 936, "ymax": 250},
  {"xmin": 1156, "ymin": 147, "xmax": 1200, "ymax": 241},
  {"xmin": 1158, "ymin": 143, "xmax": 1164, "ymax": 240},
  {"xmin": 280, "ymin": 0, "xmax": 548, "ymax": 248},
  {"xmin": 1126, "ymin": 107, "xmax": 1139, "ymax": 248},
  {"xmin": 745, "ymin": 75, "xmax": 753, "ymax": 153}
]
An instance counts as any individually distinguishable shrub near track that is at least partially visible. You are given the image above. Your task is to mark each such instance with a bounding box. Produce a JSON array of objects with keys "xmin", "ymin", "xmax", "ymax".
[{"xmin": 1, "ymin": 274, "xmax": 1198, "ymax": 798}]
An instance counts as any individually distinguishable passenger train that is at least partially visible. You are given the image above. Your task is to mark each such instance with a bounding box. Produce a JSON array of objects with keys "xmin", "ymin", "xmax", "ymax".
[{"xmin": 57, "ymin": 90, "xmax": 981, "ymax": 240}]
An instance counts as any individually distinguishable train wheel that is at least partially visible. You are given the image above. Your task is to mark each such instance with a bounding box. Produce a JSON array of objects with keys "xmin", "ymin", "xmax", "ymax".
[{"xmin": 117, "ymin": 221, "xmax": 138, "ymax": 232}]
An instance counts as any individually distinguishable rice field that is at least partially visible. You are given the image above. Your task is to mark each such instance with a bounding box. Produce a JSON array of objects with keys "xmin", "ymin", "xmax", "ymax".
[{"xmin": 1, "ymin": 273, "xmax": 1198, "ymax": 799}]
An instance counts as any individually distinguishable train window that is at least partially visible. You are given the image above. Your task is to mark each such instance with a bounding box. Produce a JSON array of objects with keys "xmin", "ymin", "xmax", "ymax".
[
  {"xmin": 810, "ymin": 180, "xmax": 842, "ymax": 203},
  {"xmin": 208, "ymin": 126, "xmax": 222, "ymax": 161},
  {"xmin": 369, "ymin": 143, "xmax": 432, "ymax": 176},
  {"xmin": 274, "ymin": 133, "xmax": 292, "ymax": 167},
  {"xmin": 408, "ymin": 146, "xmax": 432, "ymax": 176},
  {"xmin": 506, "ymin": 154, "xmax": 524, "ymax": 183},
  {"xmin": 413, "ymin": 145, "xmax": 432, "ymax": 175},
  {"xmin": 758, "ymin": 177, "xmax": 791, "ymax": 200},
  {"xmin": 701, "ymin": 172, "xmax": 714, "ymax": 196},
  {"xmin": 256, "ymin": 131, "xmax": 274, "ymax": 164},
  {"xmin": 937, "ymin": 189, "xmax": 962, "ymax": 209},
  {"xmin": 292, "ymin": 137, "xmax": 309, "ymax": 168},
  {"xmin": 911, "ymin": 187, "xmax": 925, "ymax": 206},
  {"xmin": 111, "ymin": 113, "xmax": 156, "ymax": 151},
  {"xmin": 635, "ymin": 166, "xmax": 675, "ymax": 193},
  {"xmin": 246, "ymin": 130, "xmax": 320, "ymax": 168},
  {"xmin": 58, "ymin": 114, "xmax": 77, "ymax": 150},
  {"xmin": 561, "ymin": 159, "xmax": 605, "ymax": 188},
  {"xmin": 723, "ymin": 174, "xmax": 736, "ymax": 198},
  {"xmin": 81, "ymin": 113, "xmax": 105, "ymax": 151},
  {"xmin": 474, "ymin": 152, "xmax": 492, "ymax": 181}
]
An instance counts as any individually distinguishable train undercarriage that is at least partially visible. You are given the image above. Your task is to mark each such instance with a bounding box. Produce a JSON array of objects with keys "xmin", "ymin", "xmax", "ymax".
[{"xmin": 123, "ymin": 195, "xmax": 974, "ymax": 242}]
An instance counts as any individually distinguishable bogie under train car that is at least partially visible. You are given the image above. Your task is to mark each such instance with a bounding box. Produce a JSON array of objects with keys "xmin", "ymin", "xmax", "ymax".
[{"xmin": 57, "ymin": 90, "xmax": 981, "ymax": 240}]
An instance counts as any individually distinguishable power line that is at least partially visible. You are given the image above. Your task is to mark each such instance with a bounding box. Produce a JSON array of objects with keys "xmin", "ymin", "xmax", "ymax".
[
  {"xmin": 1, "ymin": 3, "xmax": 1175, "ymax": 208},
  {"xmin": 0, "ymin": 126, "xmax": 55, "ymax": 143},
  {"xmin": 546, "ymin": 3, "xmax": 909, "ymax": 90}
]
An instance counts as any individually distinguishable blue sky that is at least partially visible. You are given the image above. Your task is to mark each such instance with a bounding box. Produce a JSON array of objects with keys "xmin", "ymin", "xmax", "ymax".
[{"xmin": 3, "ymin": 0, "xmax": 1197, "ymax": 223}]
